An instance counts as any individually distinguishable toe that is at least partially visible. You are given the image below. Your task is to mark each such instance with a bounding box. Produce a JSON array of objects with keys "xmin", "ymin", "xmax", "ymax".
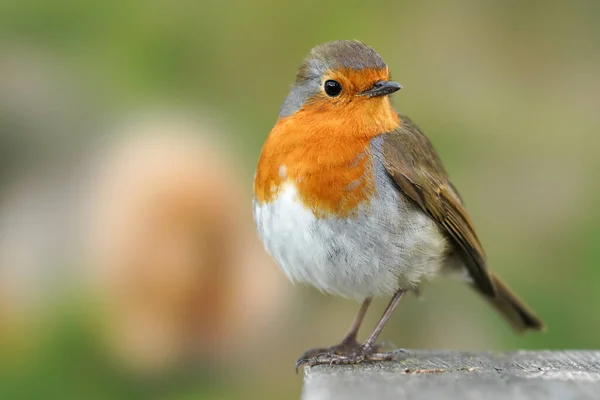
[
  {"xmin": 368, "ymin": 352, "xmax": 396, "ymax": 361},
  {"xmin": 295, "ymin": 357, "xmax": 309, "ymax": 373}
]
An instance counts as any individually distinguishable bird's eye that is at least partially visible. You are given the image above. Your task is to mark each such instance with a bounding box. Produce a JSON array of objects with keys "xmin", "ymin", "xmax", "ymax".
[{"xmin": 324, "ymin": 80, "xmax": 342, "ymax": 97}]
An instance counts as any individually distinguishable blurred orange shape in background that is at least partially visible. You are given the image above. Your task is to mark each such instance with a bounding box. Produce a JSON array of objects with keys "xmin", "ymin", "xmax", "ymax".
[{"xmin": 85, "ymin": 114, "xmax": 287, "ymax": 374}]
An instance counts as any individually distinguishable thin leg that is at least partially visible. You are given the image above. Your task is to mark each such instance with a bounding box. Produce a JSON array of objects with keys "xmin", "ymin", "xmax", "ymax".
[
  {"xmin": 296, "ymin": 290, "xmax": 407, "ymax": 370},
  {"xmin": 362, "ymin": 290, "xmax": 406, "ymax": 351},
  {"xmin": 341, "ymin": 297, "xmax": 372, "ymax": 344},
  {"xmin": 295, "ymin": 297, "xmax": 372, "ymax": 372}
]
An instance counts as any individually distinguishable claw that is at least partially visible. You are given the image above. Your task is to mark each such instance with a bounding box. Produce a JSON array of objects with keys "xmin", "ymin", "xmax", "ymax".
[
  {"xmin": 394, "ymin": 348, "xmax": 410, "ymax": 356},
  {"xmin": 295, "ymin": 348, "xmax": 330, "ymax": 373},
  {"xmin": 295, "ymin": 358, "xmax": 308, "ymax": 374}
]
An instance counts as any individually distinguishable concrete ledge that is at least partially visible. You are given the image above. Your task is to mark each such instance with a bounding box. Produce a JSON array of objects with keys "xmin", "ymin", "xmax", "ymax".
[{"xmin": 302, "ymin": 350, "xmax": 600, "ymax": 400}]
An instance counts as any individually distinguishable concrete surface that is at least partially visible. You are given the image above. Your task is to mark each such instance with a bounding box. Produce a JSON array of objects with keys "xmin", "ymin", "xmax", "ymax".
[{"xmin": 302, "ymin": 350, "xmax": 600, "ymax": 400}]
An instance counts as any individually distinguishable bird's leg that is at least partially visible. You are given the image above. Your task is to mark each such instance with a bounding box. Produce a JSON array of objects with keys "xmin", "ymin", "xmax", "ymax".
[
  {"xmin": 361, "ymin": 289, "xmax": 405, "ymax": 353},
  {"xmin": 340, "ymin": 296, "xmax": 372, "ymax": 346},
  {"xmin": 295, "ymin": 298, "xmax": 372, "ymax": 370},
  {"xmin": 297, "ymin": 290, "xmax": 406, "ymax": 370}
]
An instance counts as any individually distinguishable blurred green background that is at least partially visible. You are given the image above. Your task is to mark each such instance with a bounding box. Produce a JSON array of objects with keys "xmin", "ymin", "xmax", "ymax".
[{"xmin": 1, "ymin": 0, "xmax": 599, "ymax": 399}]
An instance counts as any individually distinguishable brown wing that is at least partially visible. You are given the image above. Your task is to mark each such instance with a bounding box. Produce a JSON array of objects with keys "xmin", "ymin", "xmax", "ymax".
[{"xmin": 381, "ymin": 115, "xmax": 497, "ymax": 297}]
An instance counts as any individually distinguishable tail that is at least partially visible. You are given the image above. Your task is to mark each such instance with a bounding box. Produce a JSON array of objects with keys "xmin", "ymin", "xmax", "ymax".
[{"xmin": 472, "ymin": 273, "xmax": 545, "ymax": 334}]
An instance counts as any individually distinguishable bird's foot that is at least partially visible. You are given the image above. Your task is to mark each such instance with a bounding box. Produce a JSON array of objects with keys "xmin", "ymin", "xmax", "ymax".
[
  {"xmin": 296, "ymin": 338, "xmax": 362, "ymax": 361},
  {"xmin": 295, "ymin": 342, "xmax": 396, "ymax": 372}
]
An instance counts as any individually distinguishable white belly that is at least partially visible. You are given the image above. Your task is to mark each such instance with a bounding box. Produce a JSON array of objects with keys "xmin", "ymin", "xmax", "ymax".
[{"xmin": 253, "ymin": 181, "xmax": 448, "ymax": 300}]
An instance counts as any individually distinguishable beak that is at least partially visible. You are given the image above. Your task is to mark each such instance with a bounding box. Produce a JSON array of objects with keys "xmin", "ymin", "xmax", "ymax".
[{"xmin": 360, "ymin": 80, "xmax": 402, "ymax": 97}]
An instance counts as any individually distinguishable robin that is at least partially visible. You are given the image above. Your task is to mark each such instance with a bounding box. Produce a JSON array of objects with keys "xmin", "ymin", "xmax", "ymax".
[{"xmin": 253, "ymin": 40, "xmax": 544, "ymax": 369}]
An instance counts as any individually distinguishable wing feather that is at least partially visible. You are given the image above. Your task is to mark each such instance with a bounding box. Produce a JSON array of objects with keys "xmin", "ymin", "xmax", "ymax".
[{"xmin": 382, "ymin": 115, "xmax": 496, "ymax": 296}]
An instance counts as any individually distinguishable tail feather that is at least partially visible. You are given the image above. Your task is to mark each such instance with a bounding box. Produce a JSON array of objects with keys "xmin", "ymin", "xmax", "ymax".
[{"xmin": 473, "ymin": 273, "xmax": 545, "ymax": 334}]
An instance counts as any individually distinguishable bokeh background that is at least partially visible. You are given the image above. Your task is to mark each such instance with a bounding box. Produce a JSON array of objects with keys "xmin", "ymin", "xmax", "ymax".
[{"xmin": 1, "ymin": 0, "xmax": 599, "ymax": 398}]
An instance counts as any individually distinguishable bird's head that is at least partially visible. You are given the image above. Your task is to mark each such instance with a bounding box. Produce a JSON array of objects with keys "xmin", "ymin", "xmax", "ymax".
[{"xmin": 279, "ymin": 40, "xmax": 401, "ymax": 135}]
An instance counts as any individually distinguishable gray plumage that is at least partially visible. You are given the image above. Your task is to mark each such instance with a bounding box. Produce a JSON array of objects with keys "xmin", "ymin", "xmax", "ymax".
[{"xmin": 280, "ymin": 40, "xmax": 387, "ymax": 117}]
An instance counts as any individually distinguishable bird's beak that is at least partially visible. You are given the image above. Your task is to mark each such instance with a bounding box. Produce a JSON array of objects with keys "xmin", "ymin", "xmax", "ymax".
[{"xmin": 360, "ymin": 80, "xmax": 402, "ymax": 97}]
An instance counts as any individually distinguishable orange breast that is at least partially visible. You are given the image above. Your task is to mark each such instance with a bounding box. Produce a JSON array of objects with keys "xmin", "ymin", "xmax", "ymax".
[{"xmin": 254, "ymin": 96, "xmax": 400, "ymax": 218}]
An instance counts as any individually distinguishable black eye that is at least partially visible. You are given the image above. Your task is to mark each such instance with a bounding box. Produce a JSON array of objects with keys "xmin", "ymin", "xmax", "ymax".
[{"xmin": 324, "ymin": 80, "xmax": 342, "ymax": 97}]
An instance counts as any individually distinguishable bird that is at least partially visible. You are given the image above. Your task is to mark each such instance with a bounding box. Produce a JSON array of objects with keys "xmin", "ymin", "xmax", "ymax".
[{"xmin": 252, "ymin": 40, "xmax": 545, "ymax": 369}]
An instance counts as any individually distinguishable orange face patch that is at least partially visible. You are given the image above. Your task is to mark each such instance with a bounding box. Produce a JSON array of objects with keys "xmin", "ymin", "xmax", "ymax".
[
  {"xmin": 326, "ymin": 67, "xmax": 391, "ymax": 94},
  {"xmin": 254, "ymin": 68, "xmax": 400, "ymax": 218}
]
